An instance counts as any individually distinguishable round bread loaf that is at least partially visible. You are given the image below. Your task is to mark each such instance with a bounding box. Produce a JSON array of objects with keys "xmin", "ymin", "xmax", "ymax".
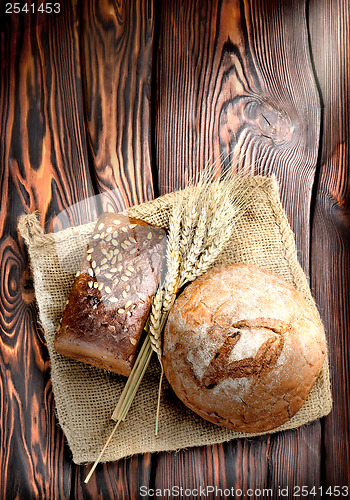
[{"xmin": 162, "ymin": 263, "xmax": 326, "ymax": 433}]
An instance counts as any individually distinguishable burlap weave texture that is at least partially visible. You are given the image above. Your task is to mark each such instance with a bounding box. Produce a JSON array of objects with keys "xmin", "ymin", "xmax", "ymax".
[{"xmin": 18, "ymin": 177, "xmax": 332, "ymax": 464}]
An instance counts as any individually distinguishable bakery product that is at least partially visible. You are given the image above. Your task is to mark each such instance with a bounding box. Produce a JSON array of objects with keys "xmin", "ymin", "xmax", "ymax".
[
  {"xmin": 162, "ymin": 263, "xmax": 326, "ymax": 432},
  {"xmin": 54, "ymin": 213, "xmax": 166, "ymax": 376}
]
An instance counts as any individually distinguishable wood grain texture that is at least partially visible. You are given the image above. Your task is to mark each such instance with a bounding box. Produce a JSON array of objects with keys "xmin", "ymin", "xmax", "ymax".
[
  {"xmin": 156, "ymin": 0, "xmax": 321, "ymax": 274},
  {"xmin": 0, "ymin": 2, "xmax": 94, "ymax": 499},
  {"xmin": 308, "ymin": 0, "xmax": 350, "ymax": 486},
  {"xmin": 79, "ymin": 0, "xmax": 156, "ymax": 213},
  {"xmin": 155, "ymin": 0, "xmax": 323, "ymax": 495}
]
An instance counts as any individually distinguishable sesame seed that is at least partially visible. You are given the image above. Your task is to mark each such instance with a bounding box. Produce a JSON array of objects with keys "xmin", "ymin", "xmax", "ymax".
[
  {"xmin": 87, "ymin": 254, "xmax": 92, "ymax": 262},
  {"xmin": 113, "ymin": 220, "xmax": 121, "ymax": 225},
  {"xmin": 121, "ymin": 275, "xmax": 129, "ymax": 281},
  {"xmin": 93, "ymin": 282, "xmax": 98, "ymax": 288},
  {"xmin": 88, "ymin": 281, "xmax": 93, "ymax": 288},
  {"xmin": 127, "ymin": 266, "xmax": 135, "ymax": 272},
  {"xmin": 101, "ymin": 258, "xmax": 107, "ymax": 265},
  {"xmin": 147, "ymin": 232, "xmax": 152, "ymax": 239},
  {"xmin": 126, "ymin": 285, "xmax": 130, "ymax": 291},
  {"xmin": 105, "ymin": 286, "xmax": 111, "ymax": 293},
  {"xmin": 101, "ymin": 264, "xmax": 108, "ymax": 270},
  {"xmin": 121, "ymin": 243, "xmax": 127, "ymax": 250},
  {"xmin": 115, "ymin": 278, "xmax": 119, "ymax": 284},
  {"xmin": 100, "ymin": 232, "xmax": 105, "ymax": 239},
  {"xmin": 130, "ymin": 223, "xmax": 137, "ymax": 228},
  {"xmin": 111, "ymin": 256, "xmax": 117, "ymax": 264},
  {"xmin": 98, "ymin": 223, "xmax": 104, "ymax": 231},
  {"xmin": 125, "ymin": 300, "xmax": 132, "ymax": 308},
  {"xmin": 106, "ymin": 227, "xmax": 113, "ymax": 233},
  {"xmin": 129, "ymin": 237, "xmax": 136, "ymax": 243},
  {"xmin": 110, "ymin": 267, "xmax": 117, "ymax": 273},
  {"xmin": 113, "ymin": 231, "xmax": 118, "ymax": 238},
  {"xmin": 130, "ymin": 248, "xmax": 137, "ymax": 254},
  {"xmin": 109, "ymin": 297, "xmax": 118, "ymax": 303},
  {"xmin": 114, "ymin": 248, "xmax": 119, "ymax": 255},
  {"xmin": 124, "ymin": 240, "xmax": 131, "ymax": 246},
  {"xmin": 112, "ymin": 239, "xmax": 118, "ymax": 246},
  {"xmin": 105, "ymin": 273, "xmax": 113, "ymax": 279},
  {"xmin": 122, "ymin": 291, "xmax": 127, "ymax": 298},
  {"xmin": 105, "ymin": 234, "xmax": 112, "ymax": 242},
  {"xmin": 93, "ymin": 233, "xmax": 100, "ymax": 240},
  {"xmin": 118, "ymin": 308, "xmax": 125, "ymax": 314},
  {"xmin": 130, "ymin": 338, "xmax": 137, "ymax": 345},
  {"xmin": 95, "ymin": 267, "xmax": 100, "ymax": 275},
  {"xmin": 118, "ymin": 254, "xmax": 123, "ymax": 261},
  {"xmin": 121, "ymin": 227, "xmax": 128, "ymax": 232},
  {"xmin": 92, "ymin": 260, "xmax": 96, "ymax": 269},
  {"xmin": 88, "ymin": 268, "xmax": 94, "ymax": 277},
  {"xmin": 101, "ymin": 248, "xmax": 108, "ymax": 256},
  {"xmin": 125, "ymin": 270, "xmax": 132, "ymax": 277},
  {"xmin": 98, "ymin": 283, "xmax": 104, "ymax": 290},
  {"xmin": 87, "ymin": 247, "xmax": 94, "ymax": 253}
]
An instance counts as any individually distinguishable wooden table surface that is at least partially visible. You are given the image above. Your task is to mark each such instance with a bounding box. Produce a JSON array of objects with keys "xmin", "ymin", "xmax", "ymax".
[{"xmin": 1, "ymin": 0, "xmax": 349, "ymax": 498}]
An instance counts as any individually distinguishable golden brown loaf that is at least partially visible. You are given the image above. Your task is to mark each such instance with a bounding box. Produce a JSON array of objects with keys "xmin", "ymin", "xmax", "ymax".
[
  {"xmin": 162, "ymin": 263, "xmax": 326, "ymax": 432},
  {"xmin": 54, "ymin": 212, "xmax": 166, "ymax": 376}
]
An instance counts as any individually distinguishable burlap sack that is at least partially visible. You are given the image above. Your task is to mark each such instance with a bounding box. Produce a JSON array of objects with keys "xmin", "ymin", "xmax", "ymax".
[{"xmin": 18, "ymin": 177, "xmax": 332, "ymax": 464}]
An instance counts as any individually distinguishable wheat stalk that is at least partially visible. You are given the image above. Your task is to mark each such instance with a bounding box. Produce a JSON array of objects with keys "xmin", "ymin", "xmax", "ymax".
[{"xmin": 85, "ymin": 159, "xmax": 264, "ymax": 483}]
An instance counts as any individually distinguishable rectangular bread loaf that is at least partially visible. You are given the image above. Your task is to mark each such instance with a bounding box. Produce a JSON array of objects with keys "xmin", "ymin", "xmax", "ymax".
[{"xmin": 54, "ymin": 212, "xmax": 166, "ymax": 376}]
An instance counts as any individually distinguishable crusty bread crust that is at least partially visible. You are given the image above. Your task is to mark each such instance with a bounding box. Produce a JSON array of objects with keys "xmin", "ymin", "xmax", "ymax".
[
  {"xmin": 55, "ymin": 213, "xmax": 166, "ymax": 376},
  {"xmin": 162, "ymin": 263, "xmax": 326, "ymax": 432}
]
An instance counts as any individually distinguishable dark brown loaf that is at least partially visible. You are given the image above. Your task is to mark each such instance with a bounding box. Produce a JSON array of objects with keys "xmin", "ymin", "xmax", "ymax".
[
  {"xmin": 162, "ymin": 263, "xmax": 326, "ymax": 432},
  {"xmin": 54, "ymin": 213, "xmax": 166, "ymax": 376}
]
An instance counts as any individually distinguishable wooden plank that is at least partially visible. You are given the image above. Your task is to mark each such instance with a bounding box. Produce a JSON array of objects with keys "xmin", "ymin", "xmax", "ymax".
[
  {"xmin": 155, "ymin": 0, "xmax": 323, "ymax": 494},
  {"xmin": 75, "ymin": 0, "xmax": 156, "ymax": 496},
  {"xmin": 79, "ymin": 0, "xmax": 156, "ymax": 213},
  {"xmin": 0, "ymin": 3, "xmax": 94, "ymax": 498},
  {"xmin": 308, "ymin": 0, "xmax": 350, "ymax": 487}
]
